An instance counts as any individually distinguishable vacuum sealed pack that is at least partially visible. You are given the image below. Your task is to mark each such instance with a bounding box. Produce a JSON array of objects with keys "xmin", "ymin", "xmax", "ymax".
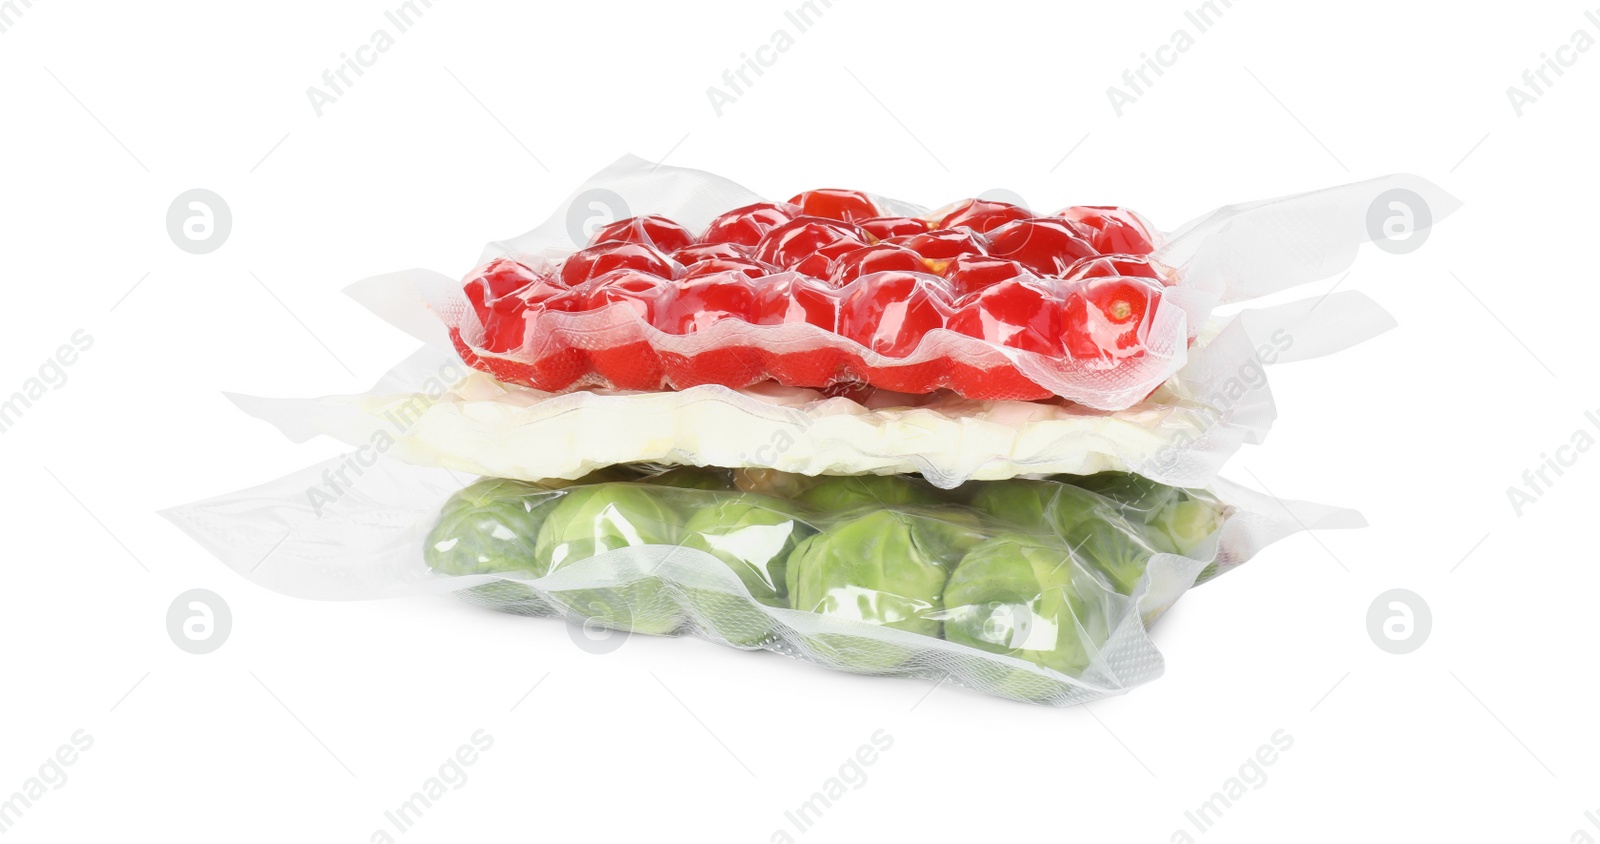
[
  {"xmin": 167, "ymin": 156, "xmax": 1456, "ymax": 707},
  {"xmin": 424, "ymin": 156, "xmax": 1455, "ymax": 409},
  {"xmin": 163, "ymin": 459, "xmax": 1359, "ymax": 707}
]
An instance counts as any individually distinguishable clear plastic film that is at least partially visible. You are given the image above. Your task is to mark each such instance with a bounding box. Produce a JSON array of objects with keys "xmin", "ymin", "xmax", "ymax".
[{"xmin": 163, "ymin": 458, "xmax": 1360, "ymax": 707}]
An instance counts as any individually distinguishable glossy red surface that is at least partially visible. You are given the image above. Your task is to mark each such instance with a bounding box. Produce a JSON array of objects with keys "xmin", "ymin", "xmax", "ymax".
[
  {"xmin": 859, "ymin": 216, "xmax": 930, "ymax": 240},
  {"xmin": 700, "ymin": 202, "xmax": 800, "ymax": 247},
  {"xmin": 1060, "ymin": 276, "xmax": 1162, "ymax": 360},
  {"xmin": 787, "ymin": 189, "xmax": 880, "ymax": 222},
  {"xmin": 838, "ymin": 272, "xmax": 954, "ymax": 358},
  {"xmin": 681, "ymin": 256, "xmax": 774, "ymax": 281},
  {"xmin": 456, "ymin": 196, "xmax": 1172, "ymax": 400},
  {"xmin": 947, "ymin": 278, "xmax": 1061, "ymax": 355},
  {"xmin": 985, "ymin": 219, "xmax": 1098, "ymax": 276},
  {"xmin": 1058, "ymin": 206, "xmax": 1155, "ymax": 255},
  {"xmin": 1062, "ymin": 254, "xmax": 1165, "ymax": 283},
  {"xmin": 559, "ymin": 242, "xmax": 676, "ymax": 287},
  {"xmin": 830, "ymin": 244, "xmax": 930, "ymax": 286},
  {"xmin": 942, "ymin": 254, "xmax": 1030, "ymax": 298},
  {"xmin": 589, "ymin": 215, "xmax": 696, "ymax": 253},
  {"xmin": 656, "ymin": 272, "xmax": 760, "ymax": 334},
  {"xmin": 938, "ymin": 199, "xmax": 1032, "ymax": 234},
  {"xmin": 754, "ymin": 217, "xmax": 871, "ymax": 271}
]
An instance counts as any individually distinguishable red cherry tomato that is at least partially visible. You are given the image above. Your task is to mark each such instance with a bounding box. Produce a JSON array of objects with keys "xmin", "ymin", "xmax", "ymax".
[
  {"xmin": 789, "ymin": 252, "xmax": 837, "ymax": 282},
  {"xmin": 830, "ymin": 244, "xmax": 929, "ymax": 286},
  {"xmin": 700, "ymin": 202, "xmax": 800, "ymax": 247},
  {"xmin": 859, "ymin": 216, "xmax": 930, "ymax": 241},
  {"xmin": 754, "ymin": 217, "xmax": 871, "ymax": 272},
  {"xmin": 589, "ymin": 215, "xmax": 696, "ymax": 253},
  {"xmin": 464, "ymin": 258, "xmax": 543, "ymax": 319},
  {"xmin": 1060, "ymin": 277, "xmax": 1163, "ymax": 360},
  {"xmin": 1062, "ymin": 254, "xmax": 1166, "ymax": 284},
  {"xmin": 886, "ymin": 229, "xmax": 987, "ymax": 275},
  {"xmin": 943, "ymin": 254, "xmax": 1030, "ymax": 298},
  {"xmin": 481, "ymin": 300, "xmax": 529, "ymax": 353},
  {"xmin": 481, "ymin": 276, "xmax": 587, "ymax": 365},
  {"xmin": 947, "ymin": 279, "xmax": 1062, "ymax": 355},
  {"xmin": 751, "ymin": 275, "xmax": 846, "ymax": 387},
  {"xmin": 838, "ymin": 271, "xmax": 954, "ymax": 358},
  {"xmin": 575, "ymin": 269, "xmax": 673, "ymax": 389},
  {"xmin": 938, "ymin": 199, "xmax": 1032, "ymax": 234},
  {"xmin": 753, "ymin": 274, "xmax": 839, "ymax": 332},
  {"xmin": 578, "ymin": 268, "xmax": 675, "ymax": 322},
  {"xmin": 560, "ymin": 242, "xmax": 676, "ymax": 287},
  {"xmin": 656, "ymin": 272, "xmax": 759, "ymax": 334},
  {"xmin": 672, "ymin": 242, "xmax": 750, "ymax": 264},
  {"xmin": 986, "ymin": 219, "xmax": 1097, "ymax": 277},
  {"xmin": 1058, "ymin": 206, "xmax": 1155, "ymax": 255},
  {"xmin": 787, "ymin": 189, "xmax": 880, "ymax": 222},
  {"xmin": 681, "ymin": 256, "xmax": 773, "ymax": 281}
]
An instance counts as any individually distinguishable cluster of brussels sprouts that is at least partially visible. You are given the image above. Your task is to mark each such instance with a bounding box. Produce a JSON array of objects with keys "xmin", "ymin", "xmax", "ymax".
[{"xmin": 423, "ymin": 465, "xmax": 1225, "ymax": 677}]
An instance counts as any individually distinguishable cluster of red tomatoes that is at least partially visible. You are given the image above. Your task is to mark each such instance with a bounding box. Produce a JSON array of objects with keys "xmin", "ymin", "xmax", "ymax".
[{"xmin": 457, "ymin": 189, "xmax": 1172, "ymax": 399}]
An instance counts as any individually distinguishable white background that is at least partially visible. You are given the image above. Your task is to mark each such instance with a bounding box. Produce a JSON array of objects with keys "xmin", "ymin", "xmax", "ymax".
[{"xmin": 2, "ymin": 0, "xmax": 1596, "ymax": 841}]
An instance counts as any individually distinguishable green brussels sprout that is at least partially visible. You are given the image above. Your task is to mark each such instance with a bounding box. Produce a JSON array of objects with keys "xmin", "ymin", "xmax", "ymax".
[
  {"xmin": 1068, "ymin": 471, "xmax": 1177, "ymax": 513},
  {"xmin": 682, "ymin": 496, "xmax": 811, "ymax": 606},
  {"xmin": 1068, "ymin": 474, "xmax": 1227, "ymax": 556},
  {"xmin": 424, "ymin": 478, "xmax": 555, "ymax": 576},
  {"xmin": 532, "ymin": 483, "xmax": 684, "ymax": 635},
  {"xmin": 1146, "ymin": 492, "xmax": 1227, "ymax": 556},
  {"xmin": 785, "ymin": 510, "xmax": 982, "ymax": 671},
  {"xmin": 1063, "ymin": 518, "xmax": 1155, "ymax": 594},
  {"xmin": 647, "ymin": 466, "xmax": 735, "ymax": 491},
  {"xmin": 970, "ymin": 479, "xmax": 1053, "ymax": 526},
  {"xmin": 942, "ymin": 536, "xmax": 1110, "ymax": 676},
  {"xmin": 680, "ymin": 495, "xmax": 816, "ymax": 646},
  {"xmin": 423, "ymin": 478, "xmax": 563, "ymax": 614},
  {"xmin": 970, "ymin": 478, "xmax": 1104, "ymax": 539},
  {"xmin": 534, "ymin": 483, "xmax": 679, "ymax": 566},
  {"xmin": 795, "ymin": 474, "xmax": 942, "ymax": 513}
]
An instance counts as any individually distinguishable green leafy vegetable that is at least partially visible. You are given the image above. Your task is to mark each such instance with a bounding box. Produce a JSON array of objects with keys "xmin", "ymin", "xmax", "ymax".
[
  {"xmin": 795, "ymin": 474, "xmax": 943, "ymax": 512},
  {"xmin": 970, "ymin": 478, "xmax": 1103, "ymax": 540},
  {"xmin": 785, "ymin": 510, "xmax": 983, "ymax": 670},
  {"xmin": 1064, "ymin": 518, "xmax": 1155, "ymax": 594},
  {"xmin": 424, "ymin": 478, "xmax": 554, "ymax": 576},
  {"xmin": 532, "ymin": 483, "xmax": 684, "ymax": 634},
  {"xmin": 942, "ymin": 536, "xmax": 1109, "ymax": 676},
  {"xmin": 680, "ymin": 495, "xmax": 815, "ymax": 646}
]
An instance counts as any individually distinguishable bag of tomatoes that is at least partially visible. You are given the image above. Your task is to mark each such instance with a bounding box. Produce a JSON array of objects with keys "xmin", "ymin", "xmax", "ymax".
[{"xmin": 430, "ymin": 156, "xmax": 1455, "ymax": 410}]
